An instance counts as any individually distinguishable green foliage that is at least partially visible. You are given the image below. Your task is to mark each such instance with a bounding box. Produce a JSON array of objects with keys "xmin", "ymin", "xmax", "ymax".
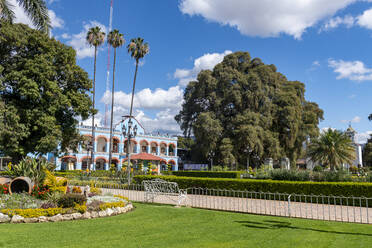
[
  {"xmin": 133, "ymin": 175, "xmax": 372, "ymax": 197},
  {"xmin": 362, "ymin": 135, "xmax": 372, "ymax": 167},
  {"xmin": 0, "ymin": 1, "xmax": 51, "ymax": 33},
  {"xmin": 268, "ymin": 169, "xmax": 310, "ymax": 181},
  {"xmin": 0, "ymin": 193, "xmax": 44, "ymax": 209},
  {"xmin": 0, "ymin": 23, "xmax": 93, "ymax": 160},
  {"xmin": 0, "ymin": 184, "xmax": 9, "ymax": 194},
  {"xmin": 7, "ymin": 157, "xmax": 53, "ymax": 185},
  {"xmin": 57, "ymin": 193, "xmax": 86, "ymax": 208},
  {"xmin": 176, "ymin": 51, "xmax": 323, "ymax": 167},
  {"xmin": 1, "ymin": 207, "xmax": 65, "ymax": 218},
  {"xmin": 312, "ymin": 165, "xmax": 324, "ymax": 172},
  {"xmin": 172, "ymin": 171, "xmax": 242, "ymax": 179},
  {"xmin": 307, "ymin": 129, "xmax": 356, "ymax": 171}
]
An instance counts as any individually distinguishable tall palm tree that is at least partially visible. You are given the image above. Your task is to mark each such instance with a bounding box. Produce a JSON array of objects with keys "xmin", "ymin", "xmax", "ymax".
[
  {"xmin": 86, "ymin": 26, "xmax": 105, "ymax": 170},
  {"xmin": 126, "ymin": 37, "xmax": 149, "ymax": 181},
  {"xmin": 0, "ymin": 0, "xmax": 50, "ymax": 33},
  {"xmin": 307, "ymin": 129, "xmax": 356, "ymax": 171},
  {"xmin": 107, "ymin": 29, "xmax": 125, "ymax": 169}
]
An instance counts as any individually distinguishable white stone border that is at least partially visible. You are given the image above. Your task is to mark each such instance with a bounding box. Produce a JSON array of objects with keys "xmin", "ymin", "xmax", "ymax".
[{"xmin": 0, "ymin": 203, "xmax": 133, "ymax": 224}]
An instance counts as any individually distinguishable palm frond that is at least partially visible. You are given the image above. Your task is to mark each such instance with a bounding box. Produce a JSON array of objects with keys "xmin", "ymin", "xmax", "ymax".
[
  {"xmin": 0, "ymin": 0, "xmax": 15, "ymax": 21},
  {"xmin": 17, "ymin": 0, "xmax": 50, "ymax": 33},
  {"xmin": 107, "ymin": 29, "xmax": 125, "ymax": 48},
  {"xmin": 86, "ymin": 26, "xmax": 105, "ymax": 47},
  {"xmin": 127, "ymin": 37, "xmax": 149, "ymax": 61}
]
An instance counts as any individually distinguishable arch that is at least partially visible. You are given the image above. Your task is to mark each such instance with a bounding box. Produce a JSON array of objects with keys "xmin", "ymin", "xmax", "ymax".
[
  {"xmin": 140, "ymin": 140, "xmax": 149, "ymax": 153},
  {"xmin": 123, "ymin": 138, "xmax": 137, "ymax": 144},
  {"xmin": 139, "ymin": 139, "xmax": 149, "ymax": 145},
  {"xmin": 112, "ymin": 157, "xmax": 119, "ymax": 163},
  {"xmin": 150, "ymin": 141, "xmax": 158, "ymax": 154},
  {"xmin": 111, "ymin": 137, "xmax": 120, "ymax": 153},
  {"xmin": 95, "ymin": 135, "xmax": 108, "ymax": 142},
  {"xmin": 168, "ymin": 143, "xmax": 176, "ymax": 148},
  {"xmin": 94, "ymin": 156, "xmax": 108, "ymax": 163},
  {"xmin": 61, "ymin": 156, "xmax": 77, "ymax": 170},
  {"xmin": 168, "ymin": 159, "xmax": 176, "ymax": 165},
  {"xmin": 80, "ymin": 156, "xmax": 91, "ymax": 163},
  {"xmin": 159, "ymin": 141, "xmax": 168, "ymax": 147},
  {"xmin": 96, "ymin": 136, "xmax": 107, "ymax": 152},
  {"xmin": 168, "ymin": 143, "xmax": 176, "ymax": 156},
  {"xmin": 124, "ymin": 140, "xmax": 136, "ymax": 153}
]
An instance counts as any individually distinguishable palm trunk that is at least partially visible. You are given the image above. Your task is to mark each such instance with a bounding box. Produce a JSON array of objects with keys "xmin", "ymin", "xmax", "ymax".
[
  {"xmin": 91, "ymin": 46, "xmax": 97, "ymax": 171},
  {"xmin": 127, "ymin": 59, "xmax": 139, "ymax": 184},
  {"xmin": 108, "ymin": 48, "xmax": 117, "ymax": 170}
]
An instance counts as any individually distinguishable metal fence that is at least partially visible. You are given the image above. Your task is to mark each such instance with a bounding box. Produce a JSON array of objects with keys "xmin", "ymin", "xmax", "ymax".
[{"xmin": 78, "ymin": 183, "xmax": 372, "ymax": 224}]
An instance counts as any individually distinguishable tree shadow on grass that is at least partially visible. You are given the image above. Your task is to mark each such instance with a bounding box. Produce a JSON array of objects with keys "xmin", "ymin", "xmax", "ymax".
[{"xmin": 235, "ymin": 220, "xmax": 372, "ymax": 237}]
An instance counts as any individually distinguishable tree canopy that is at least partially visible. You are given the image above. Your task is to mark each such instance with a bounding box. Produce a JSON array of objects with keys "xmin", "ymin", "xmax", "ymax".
[
  {"xmin": 0, "ymin": 23, "xmax": 93, "ymax": 161},
  {"xmin": 363, "ymin": 135, "xmax": 372, "ymax": 167},
  {"xmin": 175, "ymin": 51, "xmax": 323, "ymax": 167}
]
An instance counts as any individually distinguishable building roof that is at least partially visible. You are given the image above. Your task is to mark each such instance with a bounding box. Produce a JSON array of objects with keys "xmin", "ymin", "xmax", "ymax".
[{"xmin": 123, "ymin": 153, "xmax": 166, "ymax": 162}]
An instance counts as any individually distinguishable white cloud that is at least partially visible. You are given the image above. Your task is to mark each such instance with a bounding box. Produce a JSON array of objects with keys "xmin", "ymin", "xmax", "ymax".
[
  {"xmin": 179, "ymin": 0, "xmax": 357, "ymax": 39},
  {"xmin": 348, "ymin": 94, "xmax": 357, "ymax": 99},
  {"xmin": 61, "ymin": 33, "xmax": 71, "ymax": 39},
  {"xmin": 65, "ymin": 21, "xmax": 107, "ymax": 59},
  {"xmin": 98, "ymin": 86, "xmax": 184, "ymax": 133},
  {"xmin": 357, "ymin": 8, "xmax": 372, "ymax": 29},
  {"xmin": 174, "ymin": 50, "xmax": 232, "ymax": 86},
  {"xmin": 328, "ymin": 59, "xmax": 372, "ymax": 81},
  {"xmin": 48, "ymin": 10, "xmax": 64, "ymax": 29},
  {"xmin": 11, "ymin": 0, "xmax": 64, "ymax": 30},
  {"xmin": 356, "ymin": 131, "xmax": 372, "ymax": 144},
  {"xmin": 341, "ymin": 116, "xmax": 361, "ymax": 123},
  {"xmin": 321, "ymin": 15, "xmax": 355, "ymax": 31}
]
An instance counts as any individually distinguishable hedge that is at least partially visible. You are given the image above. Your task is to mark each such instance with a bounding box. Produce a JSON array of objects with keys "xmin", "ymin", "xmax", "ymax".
[
  {"xmin": 69, "ymin": 179, "xmax": 128, "ymax": 189},
  {"xmin": 172, "ymin": 171, "xmax": 242, "ymax": 179},
  {"xmin": 133, "ymin": 175, "xmax": 372, "ymax": 198}
]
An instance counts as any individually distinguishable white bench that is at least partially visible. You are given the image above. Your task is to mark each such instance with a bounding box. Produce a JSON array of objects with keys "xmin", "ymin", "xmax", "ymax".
[{"xmin": 142, "ymin": 179, "xmax": 187, "ymax": 206}]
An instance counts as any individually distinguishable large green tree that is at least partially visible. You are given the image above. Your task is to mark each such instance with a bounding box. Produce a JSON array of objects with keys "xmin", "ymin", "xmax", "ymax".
[
  {"xmin": 307, "ymin": 129, "xmax": 356, "ymax": 171},
  {"xmin": 0, "ymin": 0, "xmax": 50, "ymax": 33},
  {"xmin": 0, "ymin": 23, "xmax": 93, "ymax": 161},
  {"xmin": 363, "ymin": 136, "xmax": 372, "ymax": 167},
  {"xmin": 175, "ymin": 51, "xmax": 323, "ymax": 168}
]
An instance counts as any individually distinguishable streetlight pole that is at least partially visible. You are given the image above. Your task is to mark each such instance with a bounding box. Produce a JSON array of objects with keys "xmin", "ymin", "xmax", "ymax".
[{"xmin": 122, "ymin": 117, "xmax": 137, "ymax": 185}]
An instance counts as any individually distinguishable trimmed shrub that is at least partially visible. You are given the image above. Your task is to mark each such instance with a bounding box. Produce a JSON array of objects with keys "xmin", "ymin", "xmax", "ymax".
[
  {"xmin": 269, "ymin": 169, "xmax": 310, "ymax": 181},
  {"xmin": 172, "ymin": 171, "xmax": 242, "ymax": 179},
  {"xmin": 312, "ymin": 165, "xmax": 323, "ymax": 172},
  {"xmin": 1, "ymin": 207, "xmax": 65, "ymax": 218},
  {"xmin": 57, "ymin": 193, "xmax": 86, "ymax": 208},
  {"xmin": 133, "ymin": 175, "xmax": 372, "ymax": 198}
]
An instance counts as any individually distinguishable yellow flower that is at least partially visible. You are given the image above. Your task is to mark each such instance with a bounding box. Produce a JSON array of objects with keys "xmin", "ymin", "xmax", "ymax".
[{"xmin": 7, "ymin": 162, "xmax": 11, "ymax": 170}]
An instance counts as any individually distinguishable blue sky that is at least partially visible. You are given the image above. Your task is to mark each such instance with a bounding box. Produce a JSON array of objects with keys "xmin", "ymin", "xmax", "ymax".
[{"xmin": 12, "ymin": 0, "xmax": 372, "ymax": 143}]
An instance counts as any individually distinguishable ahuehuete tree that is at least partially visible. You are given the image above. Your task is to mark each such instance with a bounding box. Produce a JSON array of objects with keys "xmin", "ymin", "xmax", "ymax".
[
  {"xmin": 363, "ymin": 135, "xmax": 372, "ymax": 167},
  {"xmin": 0, "ymin": 22, "xmax": 93, "ymax": 161},
  {"xmin": 307, "ymin": 129, "xmax": 356, "ymax": 171},
  {"xmin": 175, "ymin": 51, "xmax": 324, "ymax": 168},
  {"xmin": 0, "ymin": 0, "xmax": 50, "ymax": 33}
]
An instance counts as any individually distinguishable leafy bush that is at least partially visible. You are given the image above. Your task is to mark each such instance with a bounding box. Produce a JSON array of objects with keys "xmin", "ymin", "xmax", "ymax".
[
  {"xmin": 1, "ymin": 207, "xmax": 65, "ymax": 218},
  {"xmin": 7, "ymin": 158, "xmax": 54, "ymax": 185},
  {"xmin": 269, "ymin": 169, "xmax": 310, "ymax": 181},
  {"xmin": 72, "ymin": 186, "xmax": 82, "ymax": 194},
  {"xmin": 57, "ymin": 193, "xmax": 86, "ymax": 208},
  {"xmin": 0, "ymin": 193, "xmax": 45, "ymax": 209},
  {"xmin": 133, "ymin": 175, "xmax": 372, "ymax": 198},
  {"xmin": 31, "ymin": 185, "xmax": 50, "ymax": 199},
  {"xmin": 40, "ymin": 202, "xmax": 57, "ymax": 209},
  {"xmin": 172, "ymin": 171, "xmax": 242, "ymax": 179},
  {"xmin": 74, "ymin": 204, "xmax": 87, "ymax": 214},
  {"xmin": 43, "ymin": 170, "xmax": 67, "ymax": 193},
  {"xmin": 312, "ymin": 165, "xmax": 323, "ymax": 172},
  {"xmin": 0, "ymin": 184, "xmax": 9, "ymax": 194},
  {"xmin": 99, "ymin": 201, "xmax": 125, "ymax": 211}
]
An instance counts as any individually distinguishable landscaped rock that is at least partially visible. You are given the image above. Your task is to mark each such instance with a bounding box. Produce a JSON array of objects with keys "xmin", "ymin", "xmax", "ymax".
[
  {"xmin": 82, "ymin": 212, "xmax": 91, "ymax": 219},
  {"xmin": 0, "ymin": 213, "xmax": 10, "ymax": 223},
  {"xmin": 38, "ymin": 216, "xmax": 48, "ymax": 223},
  {"xmin": 98, "ymin": 211, "xmax": 107, "ymax": 217},
  {"xmin": 11, "ymin": 215, "xmax": 24, "ymax": 223},
  {"xmin": 49, "ymin": 214, "xmax": 63, "ymax": 222},
  {"xmin": 62, "ymin": 214, "xmax": 73, "ymax": 221},
  {"xmin": 105, "ymin": 208, "xmax": 114, "ymax": 216},
  {"xmin": 91, "ymin": 211, "xmax": 99, "ymax": 218},
  {"xmin": 72, "ymin": 213, "xmax": 82, "ymax": 220},
  {"xmin": 24, "ymin": 217, "xmax": 38, "ymax": 223}
]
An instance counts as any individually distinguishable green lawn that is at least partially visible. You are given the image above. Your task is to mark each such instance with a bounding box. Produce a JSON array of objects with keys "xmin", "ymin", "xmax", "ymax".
[{"xmin": 0, "ymin": 203, "xmax": 371, "ymax": 248}]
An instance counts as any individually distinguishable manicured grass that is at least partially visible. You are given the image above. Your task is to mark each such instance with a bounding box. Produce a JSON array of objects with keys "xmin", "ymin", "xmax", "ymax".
[{"xmin": 0, "ymin": 203, "xmax": 371, "ymax": 248}]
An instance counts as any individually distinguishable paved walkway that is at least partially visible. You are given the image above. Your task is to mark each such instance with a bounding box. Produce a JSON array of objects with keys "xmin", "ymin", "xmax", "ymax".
[{"xmin": 99, "ymin": 187, "xmax": 371, "ymax": 224}]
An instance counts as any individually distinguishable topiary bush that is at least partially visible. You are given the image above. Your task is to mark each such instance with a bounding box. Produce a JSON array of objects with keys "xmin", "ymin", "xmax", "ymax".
[
  {"xmin": 172, "ymin": 171, "xmax": 242, "ymax": 179},
  {"xmin": 269, "ymin": 169, "xmax": 310, "ymax": 181},
  {"xmin": 312, "ymin": 165, "xmax": 323, "ymax": 172},
  {"xmin": 57, "ymin": 193, "xmax": 86, "ymax": 208}
]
